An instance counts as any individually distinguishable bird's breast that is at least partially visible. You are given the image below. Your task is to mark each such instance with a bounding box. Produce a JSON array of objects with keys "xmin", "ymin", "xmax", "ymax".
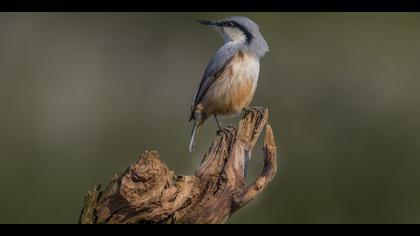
[
  {"xmin": 223, "ymin": 51, "xmax": 260, "ymax": 96},
  {"xmin": 201, "ymin": 52, "xmax": 260, "ymax": 116},
  {"xmin": 232, "ymin": 51, "xmax": 260, "ymax": 85}
]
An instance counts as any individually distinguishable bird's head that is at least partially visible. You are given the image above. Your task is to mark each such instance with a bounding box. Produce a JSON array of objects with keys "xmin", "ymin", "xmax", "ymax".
[{"xmin": 197, "ymin": 16, "xmax": 269, "ymax": 57}]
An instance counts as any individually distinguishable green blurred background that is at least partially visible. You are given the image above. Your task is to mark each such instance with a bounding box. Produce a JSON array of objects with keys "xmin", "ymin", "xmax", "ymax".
[{"xmin": 1, "ymin": 12, "xmax": 420, "ymax": 224}]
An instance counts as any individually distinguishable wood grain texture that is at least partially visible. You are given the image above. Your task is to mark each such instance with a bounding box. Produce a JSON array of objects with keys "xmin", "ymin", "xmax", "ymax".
[{"xmin": 79, "ymin": 107, "xmax": 277, "ymax": 224}]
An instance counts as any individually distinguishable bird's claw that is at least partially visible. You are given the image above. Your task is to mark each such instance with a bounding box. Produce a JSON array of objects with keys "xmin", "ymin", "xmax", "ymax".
[
  {"xmin": 227, "ymin": 124, "xmax": 236, "ymax": 129},
  {"xmin": 243, "ymin": 106, "xmax": 266, "ymax": 117},
  {"xmin": 217, "ymin": 126, "xmax": 236, "ymax": 138}
]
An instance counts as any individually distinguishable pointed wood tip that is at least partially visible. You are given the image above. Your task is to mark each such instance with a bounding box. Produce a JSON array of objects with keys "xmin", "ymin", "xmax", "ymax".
[{"xmin": 264, "ymin": 124, "xmax": 276, "ymax": 148}]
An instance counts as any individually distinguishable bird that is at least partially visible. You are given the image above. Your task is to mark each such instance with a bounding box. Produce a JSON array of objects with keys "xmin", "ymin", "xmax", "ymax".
[{"xmin": 188, "ymin": 16, "xmax": 269, "ymax": 152}]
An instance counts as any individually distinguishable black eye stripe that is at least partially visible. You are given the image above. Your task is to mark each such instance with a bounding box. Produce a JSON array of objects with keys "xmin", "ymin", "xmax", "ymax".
[
  {"xmin": 222, "ymin": 21, "xmax": 235, "ymax": 27},
  {"xmin": 220, "ymin": 20, "xmax": 253, "ymax": 44},
  {"xmin": 235, "ymin": 23, "xmax": 253, "ymax": 44}
]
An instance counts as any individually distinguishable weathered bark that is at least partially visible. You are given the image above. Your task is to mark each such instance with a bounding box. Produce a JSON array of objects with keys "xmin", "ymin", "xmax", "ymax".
[{"xmin": 79, "ymin": 107, "xmax": 277, "ymax": 224}]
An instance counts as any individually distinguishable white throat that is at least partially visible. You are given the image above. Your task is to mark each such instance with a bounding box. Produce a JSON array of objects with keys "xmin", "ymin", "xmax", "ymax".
[{"xmin": 222, "ymin": 27, "xmax": 247, "ymax": 44}]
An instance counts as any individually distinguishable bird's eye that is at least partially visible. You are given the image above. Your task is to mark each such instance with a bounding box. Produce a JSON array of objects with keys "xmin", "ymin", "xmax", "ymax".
[{"xmin": 224, "ymin": 21, "xmax": 235, "ymax": 27}]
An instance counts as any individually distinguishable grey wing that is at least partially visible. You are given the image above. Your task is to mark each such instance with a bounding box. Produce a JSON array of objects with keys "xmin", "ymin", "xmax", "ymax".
[{"xmin": 190, "ymin": 45, "xmax": 238, "ymax": 120}]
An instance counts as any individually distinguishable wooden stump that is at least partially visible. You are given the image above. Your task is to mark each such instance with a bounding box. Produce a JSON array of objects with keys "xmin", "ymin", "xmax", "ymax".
[{"xmin": 79, "ymin": 108, "xmax": 277, "ymax": 224}]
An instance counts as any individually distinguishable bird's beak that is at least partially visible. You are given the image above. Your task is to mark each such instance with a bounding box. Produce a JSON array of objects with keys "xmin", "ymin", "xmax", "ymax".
[{"xmin": 197, "ymin": 20, "xmax": 219, "ymax": 26}]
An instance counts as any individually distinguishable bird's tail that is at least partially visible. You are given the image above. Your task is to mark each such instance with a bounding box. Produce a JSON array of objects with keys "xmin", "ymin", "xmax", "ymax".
[{"xmin": 188, "ymin": 121, "xmax": 201, "ymax": 152}]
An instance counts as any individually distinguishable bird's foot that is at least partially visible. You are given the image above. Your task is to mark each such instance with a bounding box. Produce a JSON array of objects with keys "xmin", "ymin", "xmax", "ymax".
[
  {"xmin": 243, "ymin": 106, "xmax": 266, "ymax": 117},
  {"xmin": 217, "ymin": 125, "xmax": 237, "ymax": 138}
]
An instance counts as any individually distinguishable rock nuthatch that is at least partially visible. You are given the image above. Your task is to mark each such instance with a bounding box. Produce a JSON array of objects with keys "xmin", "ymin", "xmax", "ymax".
[{"xmin": 189, "ymin": 16, "xmax": 269, "ymax": 152}]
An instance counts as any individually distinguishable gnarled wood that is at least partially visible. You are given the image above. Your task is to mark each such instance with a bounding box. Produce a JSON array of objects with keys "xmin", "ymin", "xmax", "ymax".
[{"xmin": 79, "ymin": 107, "xmax": 277, "ymax": 224}]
